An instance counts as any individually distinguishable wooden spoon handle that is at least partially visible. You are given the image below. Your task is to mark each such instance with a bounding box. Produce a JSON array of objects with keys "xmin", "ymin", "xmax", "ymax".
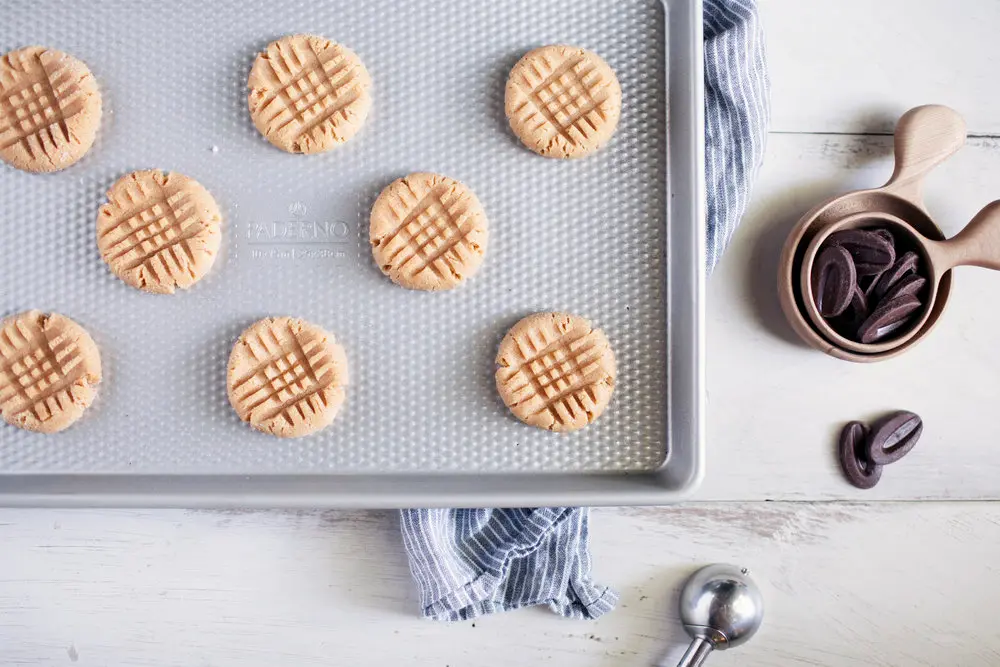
[
  {"xmin": 884, "ymin": 105, "xmax": 967, "ymax": 204},
  {"xmin": 934, "ymin": 200, "xmax": 1000, "ymax": 271}
]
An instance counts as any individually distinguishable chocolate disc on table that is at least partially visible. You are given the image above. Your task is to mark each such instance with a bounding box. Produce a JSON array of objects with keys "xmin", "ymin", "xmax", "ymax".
[
  {"xmin": 838, "ymin": 421, "xmax": 882, "ymax": 489},
  {"xmin": 866, "ymin": 411, "xmax": 923, "ymax": 465}
]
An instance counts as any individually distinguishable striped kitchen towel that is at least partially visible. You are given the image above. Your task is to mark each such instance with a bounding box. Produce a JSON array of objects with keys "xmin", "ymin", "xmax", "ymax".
[
  {"xmin": 704, "ymin": 0, "xmax": 770, "ymax": 272},
  {"xmin": 401, "ymin": 0, "xmax": 770, "ymax": 622}
]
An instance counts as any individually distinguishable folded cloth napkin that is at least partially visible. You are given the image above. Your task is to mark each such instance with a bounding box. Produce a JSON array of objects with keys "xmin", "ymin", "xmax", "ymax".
[{"xmin": 401, "ymin": 0, "xmax": 770, "ymax": 622}]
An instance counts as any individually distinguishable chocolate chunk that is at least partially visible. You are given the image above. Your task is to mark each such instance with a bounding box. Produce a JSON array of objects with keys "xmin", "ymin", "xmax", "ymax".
[
  {"xmin": 812, "ymin": 245, "xmax": 857, "ymax": 317},
  {"xmin": 866, "ymin": 411, "xmax": 922, "ymax": 465},
  {"xmin": 866, "ymin": 316, "xmax": 914, "ymax": 341},
  {"xmin": 831, "ymin": 284, "xmax": 869, "ymax": 335},
  {"xmin": 881, "ymin": 273, "xmax": 926, "ymax": 302},
  {"xmin": 857, "ymin": 293, "xmax": 923, "ymax": 343},
  {"xmin": 874, "ymin": 228, "xmax": 895, "ymax": 248},
  {"xmin": 861, "ymin": 273, "xmax": 883, "ymax": 298},
  {"xmin": 871, "ymin": 251, "xmax": 920, "ymax": 302},
  {"xmin": 838, "ymin": 421, "xmax": 882, "ymax": 489},
  {"xmin": 821, "ymin": 224, "xmax": 930, "ymax": 344},
  {"xmin": 849, "ymin": 284, "xmax": 867, "ymax": 317},
  {"xmin": 826, "ymin": 229, "xmax": 896, "ymax": 276}
]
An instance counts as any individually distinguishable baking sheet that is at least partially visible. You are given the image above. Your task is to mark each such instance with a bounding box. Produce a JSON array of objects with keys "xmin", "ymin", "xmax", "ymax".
[{"xmin": 0, "ymin": 0, "xmax": 704, "ymax": 506}]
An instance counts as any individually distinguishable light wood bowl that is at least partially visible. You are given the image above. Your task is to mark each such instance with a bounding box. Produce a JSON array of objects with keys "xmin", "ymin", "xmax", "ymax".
[
  {"xmin": 778, "ymin": 105, "xmax": 966, "ymax": 363},
  {"xmin": 797, "ymin": 203, "xmax": 1000, "ymax": 354}
]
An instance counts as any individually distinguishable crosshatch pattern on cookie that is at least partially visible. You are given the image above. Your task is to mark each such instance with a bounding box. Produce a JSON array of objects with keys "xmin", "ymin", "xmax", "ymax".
[
  {"xmin": 522, "ymin": 56, "xmax": 606, "ymax": 143},
  {"xmin": 248, "ymin": 35, "xmax": 371, "ymax": 154},
  {"xmin": 0, "ymin": 47, "xmax": 101, "ymax": 172},
  {"xmin": 506, "ymin": 46, "xmax": 621, "ymax": 159},
  {"xmin": 97, "ymin": 171, "xmax": 221, "ymax": 293},
  {"xmin": 0, "ymin": 312, "xmax": 101, "ymax": 433},
  {"xmin": 496, "ymin": 313, "xmax": 615, "ymax": 432},
  {"xmin": 371, "ymin": 174, "xmax": 488, "ymax": 291},
  {"xmin": 228, "ymin": 318, "xmax": 348, "ymax": 437}
]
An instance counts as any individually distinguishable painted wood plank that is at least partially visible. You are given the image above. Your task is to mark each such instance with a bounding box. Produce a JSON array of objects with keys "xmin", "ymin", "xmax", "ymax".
[
  {"xmin": 703, "ymin": 131, "xmax": 1000, "ymax": 500},
  {"xmin": 761, "ymin": 0, "xmax": 1000, "ymax": 134},
  {"xmin": 1, "ymin": 505, "xmax": 999, "ymax": 666}
]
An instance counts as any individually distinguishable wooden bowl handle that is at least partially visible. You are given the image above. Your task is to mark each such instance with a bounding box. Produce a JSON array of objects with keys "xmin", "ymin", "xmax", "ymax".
[
  {"xmin": 884, "ymin": 105, "xmax": 967, "ymax": 204},
  {"xmin": 933, "ymin": 200, "xmax": 1000, "ymax": 271}
]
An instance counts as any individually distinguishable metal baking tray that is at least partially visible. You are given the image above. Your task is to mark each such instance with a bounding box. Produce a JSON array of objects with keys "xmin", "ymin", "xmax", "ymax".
[{"xmin": 0, "ymin": 0, "xmax": 704, "ymax": 507}]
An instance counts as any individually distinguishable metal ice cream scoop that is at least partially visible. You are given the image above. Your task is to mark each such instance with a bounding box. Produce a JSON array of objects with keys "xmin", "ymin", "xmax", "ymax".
[{"xmin": 676, "ymin": 564, "xmax": 764, "ymax": 667}]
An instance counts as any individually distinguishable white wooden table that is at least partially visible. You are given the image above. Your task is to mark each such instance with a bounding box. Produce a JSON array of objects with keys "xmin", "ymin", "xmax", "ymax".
[{"xmin": 5, "ymin": 1, "xmax": 1000, "ymax": 664}]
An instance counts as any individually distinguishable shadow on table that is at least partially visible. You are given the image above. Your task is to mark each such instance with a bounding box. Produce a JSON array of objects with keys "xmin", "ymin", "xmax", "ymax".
[
  {"xmin": 647, "ymin": 565, "xmax": 703, "ymax": 667},
  {"xmin": 741, "ymin": 128, "xmax": 898, "ymax": 347},
  {"xmin": 742, "ymin": 182, "xmax": 831, "ymax": 347}
]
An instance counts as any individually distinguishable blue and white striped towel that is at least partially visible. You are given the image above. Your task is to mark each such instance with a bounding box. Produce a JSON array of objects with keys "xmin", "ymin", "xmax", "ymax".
[{"xmin": 401, "ymin": 0, "xmax": 770, "ymax": 621}]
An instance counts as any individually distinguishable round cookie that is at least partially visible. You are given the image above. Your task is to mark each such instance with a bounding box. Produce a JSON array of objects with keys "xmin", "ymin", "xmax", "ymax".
[
  {"xmin": 505, "ymin": 45, "xmax": 621, "ymax": 159},
  {"xmin": 97, "ymin": 170, "xmax": 222, "ymax": 294},
  {"xmin": 0, "ymin": 46, "xmax": 102, "ymax": 173},
  {"xmin": 248, "ymin": 34, "xmax": 372, "ymax": 154},
  {"xmin": 496, "ymin": 312, "xmax": 616, "ymax": 432},
  {"xmin": 0, "ymin": 311, "xmax": 102, "ymax": 433},
  {"xmin": 227, "ymin": 317, "xmax": 349, "ymax": 438},
  {"xmin": 370, "ymin": 172, "xmax": 489, "ymax": 291}
]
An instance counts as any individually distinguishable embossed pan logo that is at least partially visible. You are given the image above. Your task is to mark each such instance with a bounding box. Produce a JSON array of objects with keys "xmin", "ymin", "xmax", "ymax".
[{"xmin": 245, "ymin": 202, "xmax": 351, "ymax": 246}]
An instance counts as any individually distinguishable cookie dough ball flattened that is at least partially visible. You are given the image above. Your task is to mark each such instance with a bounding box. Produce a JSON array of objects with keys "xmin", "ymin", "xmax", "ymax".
[
  {"xmin": 0, "ymin": 311, "xmax": 102, "ymax": 433},
  {"xmin": 370, "ymin": 173, "xmax": 489, "ymax": 291},
  {"xmin": 496, "ymin": 312, "xmax": 616, "ymax": 432},
  {"xmin": 97, "ymin": 170, "xmax": 222, "ymax": 294},
  {"xmin": 227, "ymin": 317, "xmax": 349, "ymax": 438},
  {"xmin": 0, "ymin": 46, "xmax": 102, "ymax": 173},
  {"xmin": 505, "ymin": 45, "xmax": 621, "ymax": 159},
  {"xmin": 248, "ymin": 34, "xmax": 372, "ymax": 154}
]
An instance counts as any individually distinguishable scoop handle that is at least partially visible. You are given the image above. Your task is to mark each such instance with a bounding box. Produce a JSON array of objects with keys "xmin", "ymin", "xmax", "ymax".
[
  {"xmin": 883, "ymin": 105, "xmax": 967, "ymax": 205},
  {"xmin": 677, "ymin": 638, "xmax": 714, "ymax": 667},
  {"xmin": 928, "ymin": 200, "xmax": 1000, "ymax": 272}
]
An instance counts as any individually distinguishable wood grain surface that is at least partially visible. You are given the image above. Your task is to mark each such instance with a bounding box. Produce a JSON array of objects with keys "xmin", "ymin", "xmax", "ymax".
[
  {"xmin": 4, "ymin": 1, "xmax": 1000, "ymax": 665},
  {"xmin": 705, "ymin": 132, "xmax": 1000, "ymax": 500},
  {"xmin": 2, "ymin": 505, "xmax": 1000, "ymax": 666},
  {"xmin": 762, "ymin": 0, "xmax": 1000, "ymax": 134}
]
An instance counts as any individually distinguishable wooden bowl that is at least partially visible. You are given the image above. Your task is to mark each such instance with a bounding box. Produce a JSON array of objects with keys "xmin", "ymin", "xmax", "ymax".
[
  {"xmin": 777, "ymin": 105, "xmax": 965, "ymax": 363},
  {"xmin": 798, "ymin": 202, "xmax": 1000, "ymax": 356},
  {"xmin": 799, "ymin": 211, "xmax": 939, "ymax": 354}
]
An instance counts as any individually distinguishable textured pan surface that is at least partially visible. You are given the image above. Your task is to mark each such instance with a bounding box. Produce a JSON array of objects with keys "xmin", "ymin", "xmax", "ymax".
[{"xmin": 0, "ymin": 0, "xmax": 668, "ymax": 474}]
